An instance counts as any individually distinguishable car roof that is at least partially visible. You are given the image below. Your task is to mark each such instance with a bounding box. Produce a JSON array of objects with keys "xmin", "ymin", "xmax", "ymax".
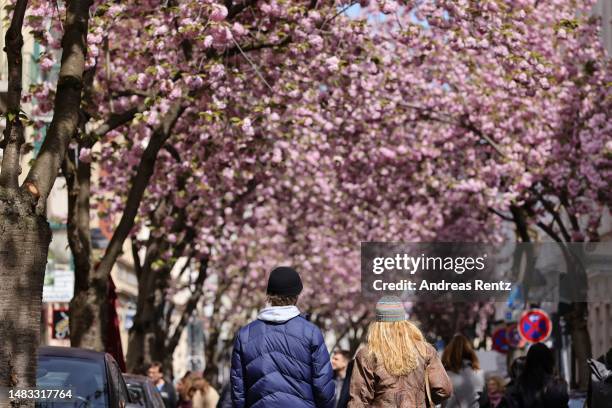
[
  {"xmin": 38, "ymin": 345, "xmax": 107, "ymax": 361},
  {"xmin": 123, "ymin": 374, "xmax": 150, "ymax": 384}
]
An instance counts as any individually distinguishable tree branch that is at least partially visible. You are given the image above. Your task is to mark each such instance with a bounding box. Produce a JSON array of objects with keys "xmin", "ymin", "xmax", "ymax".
[
  {"xmin": 95, "ymin": 101, "xmax": 185, "ymax": 280},
  {"xmin": 0, "ymin": 0, "xmax": 28, "ymax": 189},
  {"xmin": 88, "ymin": 103, "xmax": 147, "ymax": 142},
  {"xmin": 61, "ymin": 147, "xmax": 92, "ymax": 292},
  {"xmin": 537, "ymin": 221, "xmax": 564, "ymax": 243},
  {"xmin": 538, "ymin": 196, "xmax": 572, "ymax": 242},
  {"xmin": 163, "ymin": 143, "xmax": 182, "ymax": 163},
  {"xmin": 23, "ymin": 0, "xmax": 94, "ymax": 209},
  {"xmin": 488, "ymin": 207, "xmax": 514, "ymax": 222},
  {"xmin": 132, "ymin": 240, "xmax": 143, "ymax": 280},
  {"xmin": 510, "ymin": 205, "xmax": 531, "ymax": 243}
]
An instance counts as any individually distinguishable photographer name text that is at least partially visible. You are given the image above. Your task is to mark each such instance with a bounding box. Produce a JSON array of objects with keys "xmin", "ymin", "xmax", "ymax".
[{"xmin": 372, "ymin": 279, "xmax": 512, "ymax": 292}]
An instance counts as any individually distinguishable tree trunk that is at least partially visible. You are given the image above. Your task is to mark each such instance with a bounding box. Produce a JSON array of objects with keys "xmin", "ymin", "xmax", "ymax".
[
  {"xmin": 568, "ymin": 302, "xmax": 591, "ymax": 390},
  {"xmin": 69, "ymin": 277, "xmax": 107, "ymax": 351},
  {"xmin": 0, "ymin": 190, "xmax": 51, "ymax": 405},
  {"xmin": 126, "ymin": 266, "xmax": 159, "ymax": 372},
  {"xmin": 203, "ymin": 327, "xmax": 221, "ymax": 388},
  {"xmin": 126, "ymin": 259, "xmax": 169, "ymax": 373}
]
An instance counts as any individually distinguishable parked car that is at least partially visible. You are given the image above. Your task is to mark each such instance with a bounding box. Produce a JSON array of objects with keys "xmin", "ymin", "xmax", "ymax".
[
  {"xmin": 36, "ymin": 346, "xmax": 134, "ymax": 407},
  {"xmin": 123, "ymin": 374, "xmax": 165, "ymax": 408}
]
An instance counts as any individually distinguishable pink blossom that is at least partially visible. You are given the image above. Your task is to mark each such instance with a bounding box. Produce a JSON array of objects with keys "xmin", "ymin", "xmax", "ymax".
[
  {"xmin": 232, "ymin": 22, "xmax": 247, "ymax": 37},
  {"xmin": 380, "ymin": 1, "xmax": 398, "ymax": 14},
  {"xmin": 203, "ymin": 35, "xmax": 213, "ymax": 48},
  {"xmin": 40, "ymin": 57, "xmax": 55, "ymax": 71},
  {"xmin": 325, "ymin": 56, "xmax": 340, "ymax": 72},
  {"xmin": 210, "ymin": 4, "xmax": 228, "ymax": 22},
  {"xmin": 241, "ymin": 118, "xmax": 255, "ymax": 137},
  {"xmin": 79, "ymin": 148, "xmax": 92, "ymax": 163},
  {"xmin": 168, "ymin": 87, "xmax": 182, "ymax": 100}
]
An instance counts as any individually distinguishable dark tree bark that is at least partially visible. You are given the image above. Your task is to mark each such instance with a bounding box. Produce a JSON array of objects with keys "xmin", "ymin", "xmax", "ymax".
[
  {"xmin": 0, "ymin": 0, "xmax": 92, "ymax": 402},
  {"xmin": 0, "ymin": 0, "xmax": 27, "ymax": 190},
  {"xmin": 0, "ymin": 191, "xmax": 51, "ymax": 402}
]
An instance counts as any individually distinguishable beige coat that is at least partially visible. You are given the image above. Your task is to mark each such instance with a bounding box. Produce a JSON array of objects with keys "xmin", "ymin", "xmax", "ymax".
[
  {"xmin": 192, "ymin": 387, "xmax": 220, "ymax": 408},
  {"xmin": 348, "ymin": 342, "xmax": 453, "ymax": 407}
]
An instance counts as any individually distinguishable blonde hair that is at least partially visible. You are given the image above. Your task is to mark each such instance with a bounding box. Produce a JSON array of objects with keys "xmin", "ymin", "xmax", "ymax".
[
  {"xmin": 487, "ymin": 375, "xmax": 506, "ymax": 393},
  {"xmin": 178, "ymin": 375, "xmax": 195, "ymax": 400},
  {"xmin": 367, "ymin": 320, "xmax": 427, "ymax": 376}
]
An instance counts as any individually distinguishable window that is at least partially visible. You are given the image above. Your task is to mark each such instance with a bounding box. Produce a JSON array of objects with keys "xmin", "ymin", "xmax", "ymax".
[{"xmin": 36, "ymin": 355, "xmax": 108, "ymax": 407}]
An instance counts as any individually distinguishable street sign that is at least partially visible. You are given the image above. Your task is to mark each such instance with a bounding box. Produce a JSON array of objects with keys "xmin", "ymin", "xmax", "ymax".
[
  {"xmin": 52, "ymin": 308, "xmax": 70, "ymax": 339},
  {"xmin": 519, "ymin": 309, "xmax": 552, "ymax": 343},
  {"xmin": 43, "ymin": 266, "xmax": 74, "ymax": 303},
  {"xmin": 492, "ymin": 327, "xmax": 509, "ymax": 354},
  {"xmin": 506, "ymin": 323, "xmax": 526, "ymax": 348}
]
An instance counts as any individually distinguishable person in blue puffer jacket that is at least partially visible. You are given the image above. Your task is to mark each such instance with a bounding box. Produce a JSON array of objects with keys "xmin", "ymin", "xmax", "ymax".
[{"xmin": 230, "ymin": 266, "xmax": 335, "ymax": 408}]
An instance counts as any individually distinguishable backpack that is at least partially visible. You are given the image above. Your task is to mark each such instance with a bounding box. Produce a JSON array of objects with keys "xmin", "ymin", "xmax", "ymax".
[
  {"xmin": 499, "ymin": 376, "xmax": 569, "ymax": 408},
  {"xmin": 587, "ymin": 358, "xmax": 612, "ymax": 408}
]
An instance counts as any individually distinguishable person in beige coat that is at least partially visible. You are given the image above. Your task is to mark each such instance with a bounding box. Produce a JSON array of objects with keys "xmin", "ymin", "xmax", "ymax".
[
  {"xmin": 191, "ymin": 377, "xmax": 219, "ymax": 408},
  {"xmin": 348, "ymin": 296, "xmax": 453, "ymax": 407}
]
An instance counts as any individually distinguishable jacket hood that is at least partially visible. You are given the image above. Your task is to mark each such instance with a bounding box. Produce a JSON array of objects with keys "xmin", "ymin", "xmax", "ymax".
[{"xmin": 257, "ymin": 305, "xmax": 301, "ymax": 323}]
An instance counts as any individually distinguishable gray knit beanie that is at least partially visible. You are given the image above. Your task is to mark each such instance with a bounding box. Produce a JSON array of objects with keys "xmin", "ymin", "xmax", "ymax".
[{"xmin": 375, "ymin": 296, "xmax": 407, "ymax": 322}]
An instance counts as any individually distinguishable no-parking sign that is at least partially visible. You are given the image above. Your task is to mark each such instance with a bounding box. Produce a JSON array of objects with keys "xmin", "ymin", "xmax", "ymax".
[
  {"xmin": 519, "ymin": 309, "xmax": 552, "ymax": 343},
  {"xmin": 506, "ymin": 323, "xmax": 526, "ymax": 348},
  {"xmin": 492, "ymin": 327, "xmax": 509, "ymax": 354}
]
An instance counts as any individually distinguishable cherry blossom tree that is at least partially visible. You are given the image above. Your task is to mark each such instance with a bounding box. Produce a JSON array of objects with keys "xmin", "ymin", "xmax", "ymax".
[
  {"xmin": 3, "ymin": 0, "xmax": 608, "ymax": 392},
  {"xmin": 0, "ymin": 0, "xmax": 92, "ymax": 394},
  {"xmin": 96, "ymin": 0, "xmax": 609, "ymax": 385}
]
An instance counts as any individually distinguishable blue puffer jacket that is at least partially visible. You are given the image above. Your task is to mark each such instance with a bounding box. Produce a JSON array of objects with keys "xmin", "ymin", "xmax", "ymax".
[{"xmin": 230, "ymin": 306, "xmax": 335, "ymax": 408}]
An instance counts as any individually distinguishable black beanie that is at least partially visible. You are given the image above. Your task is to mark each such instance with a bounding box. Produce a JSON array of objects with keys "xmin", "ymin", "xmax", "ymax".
[{"xmin": 266, "ymin": 266, "xmax": 303, "ymax": 297}]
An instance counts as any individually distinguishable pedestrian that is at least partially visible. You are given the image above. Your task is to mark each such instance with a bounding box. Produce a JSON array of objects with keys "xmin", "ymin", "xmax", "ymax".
[
  {"xmin": 484, "ymin": 376, "xmax": 505, "ymax": 407},
  {"xmin": 177, "ymin": 374, "xmax": 195, "ymax": 408},
  {"xmin": 331, "ymin": 350, "xmax": 351, "ymax": 407},
  {"xmin": 587, "ymin": 347, "xmax": 612, "ymax": 408},
  {"xmin": 230, "ymin": 266, "xmax": 335, "ymax": 408},
  {"xmin": 441, "ymin": 334, "xmax": 485, "ymax": 408},
  {"xmin": 499, "ymin": 343, "xmax": 569, "ymax": 408},
  {"xmin": 506, "ymin": 357, "xmax": 526, "ymax": 388},
  {"xmin": 348, "ymin": 296, "xmax": 453, "ymax": 407},
  {"xmin": 147, "ymin": 361, "xmax": 178, "ymax": 408},
  {"xmin": 191, "ymin": 377, "xmax": 220, "ymax": 408}
]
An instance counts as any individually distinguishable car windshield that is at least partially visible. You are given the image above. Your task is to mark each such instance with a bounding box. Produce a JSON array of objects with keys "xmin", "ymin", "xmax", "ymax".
[{"xmin": 36, "ymin": 355, "xmax": 108, "ymax": 407}]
